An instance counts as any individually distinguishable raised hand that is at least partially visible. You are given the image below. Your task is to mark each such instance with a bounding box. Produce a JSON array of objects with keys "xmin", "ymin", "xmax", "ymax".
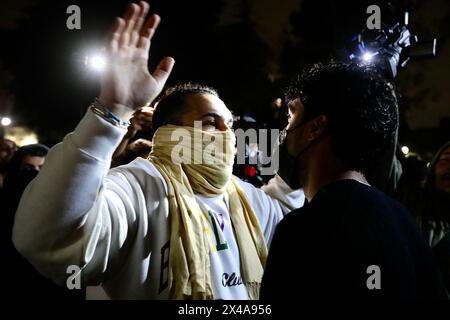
[{"xmin": 99, "ymin": 1, "xmax": 174, "ymax": 121}]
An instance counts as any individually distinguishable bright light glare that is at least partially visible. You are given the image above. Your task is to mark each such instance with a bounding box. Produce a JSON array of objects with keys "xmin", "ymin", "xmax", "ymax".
[
  {"xmin": 274, "ymin": 98, "xmax": 283, "ymax": 109},
  {"xmin": 362, "ymin": 52, "xmax": 374, "ymax": 62},
  {"xmin": 87, "ymin": 55, "xmax": 106, "ymax": 72},
  {"xmin": 21, "ymin": 134, "xmax": 39, "ymax": 146},
  {"xmin": 401, "ymin": 146, "xmax": 410, "ymax": 155},
  {"xmin": 1, "ymin": 117, "xmax": 12, "ymax": 126}
]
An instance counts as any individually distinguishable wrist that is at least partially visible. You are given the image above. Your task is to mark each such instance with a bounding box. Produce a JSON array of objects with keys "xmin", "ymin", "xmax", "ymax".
[
  {"xmin": 91, "ymin": 99, "xmax": 130, "ymax": 129},
  {"xmin": 97, "ymin": 96, "xmax": 134, "ymax": 121}
]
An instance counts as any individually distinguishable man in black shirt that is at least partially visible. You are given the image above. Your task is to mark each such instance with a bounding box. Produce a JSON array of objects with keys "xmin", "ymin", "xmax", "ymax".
[{"xmin": 261, "ymin": 62, "xmax": 447, "ymax": 299}]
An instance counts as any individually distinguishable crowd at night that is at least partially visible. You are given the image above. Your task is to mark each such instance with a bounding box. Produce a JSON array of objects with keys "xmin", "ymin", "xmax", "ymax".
[{"xmin": 0, "ymin": 0, "xmax": 449, "ymax": 308}]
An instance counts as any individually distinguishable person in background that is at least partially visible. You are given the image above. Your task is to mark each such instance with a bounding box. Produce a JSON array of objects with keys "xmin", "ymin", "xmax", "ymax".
[
  {"xmin": 415, "ymin": 142, "xmax": 450, "ymax": 294},
  {"xmin": 394, "ymin": 150, "xmax": 429, "ymax": 218},
  {"xmin": 1, "ymin": 144, "xmax": 49, "ymax": 219},
  {"xmin": 0, "ymin": 138, "xmax": 17, "ymax": 188},
  {"xmin": 111, "ymin": 106, "xmax": 153, "ymax": 167},
  {"xmin": 396, "ymin": 143, "xmax": 450, "ymax": 238},
  {"xmin": 0, "ymin": 144, "xmax": 84, "ymax": 299},
  {"xmin": 417, "ymin": 142, "xmax": 450, "ymax": 244}
]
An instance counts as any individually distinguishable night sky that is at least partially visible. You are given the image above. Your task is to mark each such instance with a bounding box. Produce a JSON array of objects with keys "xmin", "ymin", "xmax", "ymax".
[{"xmin": 0, "ymin": 0, "xmax": 449, "ymax": 151}]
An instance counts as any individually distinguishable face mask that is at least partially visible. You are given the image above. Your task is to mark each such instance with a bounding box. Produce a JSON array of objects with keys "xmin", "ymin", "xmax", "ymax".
[
  {"xmin": 3, "ymin": 169, "xmax": 39, "ymax": 195},
  {"xmin": 151, "ymin": 125, "xmax": 236, "ymax": 166},
  {"xmin": 150, "ymin": 125, "xmax": 236, "ymax": 193},
  {"xmin": 276, "ymin": 120, "xmax": 316, "ymax": 190},
  {"xmin": 277, "ymin": 142, "xmax": 302, "ymax": 190}
]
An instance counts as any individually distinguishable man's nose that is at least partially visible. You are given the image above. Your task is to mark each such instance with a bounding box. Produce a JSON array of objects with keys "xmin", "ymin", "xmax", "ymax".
[{"xmin": 217, "ymin": 120, "xmax": 232, "ymax": 132}]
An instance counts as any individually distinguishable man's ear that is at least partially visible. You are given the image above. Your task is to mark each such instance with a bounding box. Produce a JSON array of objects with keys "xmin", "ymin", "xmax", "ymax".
[{"xmin": 307, "ymin": 115, "xmax": 328, "ymax": 141}]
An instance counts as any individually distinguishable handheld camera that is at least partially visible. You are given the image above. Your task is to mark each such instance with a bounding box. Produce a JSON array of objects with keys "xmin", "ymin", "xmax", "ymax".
[{"xmin": 346, "ymin": 12, "xmax": 437, "ymax": 78}]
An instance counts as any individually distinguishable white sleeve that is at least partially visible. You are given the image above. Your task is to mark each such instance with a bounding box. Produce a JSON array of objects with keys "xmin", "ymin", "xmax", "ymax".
[
  {"xmin": 261, "ymin": 174, "xmax": 305, "ymax": 213},
  {"xmin": 12, "ymin": 109, "xmax": 144, "ymax": 286},
  {"xmin": 235, "ymin": 176, "xmax": 305, "ymax": 247}
]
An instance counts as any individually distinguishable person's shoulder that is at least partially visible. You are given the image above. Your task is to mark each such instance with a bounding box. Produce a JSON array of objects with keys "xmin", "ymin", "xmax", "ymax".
[
  {"xmin": 356, "ymin": 181, "xmax": 411, "ymax": 213},
  {"xmin": 327, "ymin": 179, "xmax": 405, "ymax": 207},
  {"xmin": 277, "ymin": 205, "xmax": 310, "ymax": 230},
  {"xmin": 340, "ymin": 180, "xmax": 419, "ymax": 229},
  {"xmin": 316, "ymin": 180, "xmax": 414, "ymax": 222}
]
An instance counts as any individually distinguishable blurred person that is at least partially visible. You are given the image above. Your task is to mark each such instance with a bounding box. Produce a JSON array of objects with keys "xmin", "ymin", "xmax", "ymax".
[
  {"xmin": 1, "ymin": 144, "xmax": 49, "ymax": 258},
  {"xmin": 434, "ymin": 143, "xmax": 450, "ymax": 194},
  {"xmin": 1, "ymin": 143, "xmax": 49, "ymax": 244},
  {"xmin": 433, "ymin": 231, "xmax": 450, "ymax": 294},
  {"xmin": 0, "ymin": 138, "xmax": 17, "ymax": 188},
  {"xmin": 0, "ymin": 144, "xmax": 83, "ymax": 299},
  {"xmin": 433, "ymin": 143, "xmax": 450, "ymax": 194},
  {"xmin": 394, "ymin": 149, "xmax": 428, "ymax": 218},
  {"xmin": 399, "ymin": 142, "xmax": 450, "ymax": 246},
  {"xmin": 0, "ymin": 144, "xmax": 48, "ymax": 258},
  {"xmin": 12, "ymin": 2, "xmax": 302, "ymax": 300},
  {"xmin": 416, "ymin": 142, "xmax": 450, "ymax": 294},
  {"xmin": 111, "ymin": 106, "xmax": 153, "ymax": 167},
  {"xmin": 260, "ymin": 62, "xmax": 447, "ymax": 300}
]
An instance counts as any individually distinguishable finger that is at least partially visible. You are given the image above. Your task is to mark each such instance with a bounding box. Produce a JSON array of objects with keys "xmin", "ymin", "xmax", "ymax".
[
  {"xmin": 130, "ymin": 29, "xmax": 140, "ymax": 48},
  {"xmin": 141, "ymin": 14, "xmax": 160, "ymax": 39},
  {"xmin": 136, "ymin": 110, "xmax": 153, "ymax": 118},
  {"xmin": 120, "ymin": 3, "xmax": 139, "ymax": 48},
  {"xmin": 138, "ymin": 112, "xmax": 154, "ymax": 119},
  {"xmin": 137, "ymin": 120, "xmax": 153, "ymax": 130},
  {"xmin": 136, "ymin": 14, "xmax": 160, "ymax": 53},
  {"xmin": 135, "ymin": 112, "xmax": 152, "ymax": 121},
  {"xmin": 140, "ymin": 106, "xmax": 154, "ymax": 113},
  {"xmin": 130, "ymin": 2, "xmax": 149, "ymax": 47},
  {"xmin": 109, "ymin": 17, "xmax": 126, "ymax": 52},
  {"xmin": 134, "ymin": 116, "xmax": 153, "ymax": 127},
  {"xmin": 134, "ymin": 2, "xmax": 149, "ymax": 33},
  {"xmin": 136, "ymin": 30, "xmax": 154, "ymax": 55},
  {"xmin": 137, "ymin": 106, "xmax": 154, "ymax": 113},
  {"xmin": 126, "ymin": 5, "xmax": 142, "ymax": 46},
  {"xmin": 122, "ymin": 2, "xmax": 137, "ymax": 20},
  {"xmin": 152, "ymin": 57, "xmax": 175, "ymax": 86}
]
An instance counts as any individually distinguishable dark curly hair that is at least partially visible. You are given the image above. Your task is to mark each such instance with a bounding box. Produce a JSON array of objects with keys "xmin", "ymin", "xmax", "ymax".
[
  {"xmin": 285, "ymin": 62, "xmax": 398, "ymax": 176},
  {"xmin": 151, "ymin": 82, "xmax": 219, "ymax": 138}
]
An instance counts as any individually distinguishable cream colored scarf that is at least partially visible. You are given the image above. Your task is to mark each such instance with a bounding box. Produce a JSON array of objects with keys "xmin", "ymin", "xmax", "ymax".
[{"xmin": 148, "ymin": 125, "xmax": 267, "ymax": 299}]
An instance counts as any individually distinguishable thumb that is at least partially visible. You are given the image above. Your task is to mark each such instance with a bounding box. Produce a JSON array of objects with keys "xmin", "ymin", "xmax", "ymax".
[{"xmin": 153, "ymin": 56, "xmax": 175, "ymax": 85}]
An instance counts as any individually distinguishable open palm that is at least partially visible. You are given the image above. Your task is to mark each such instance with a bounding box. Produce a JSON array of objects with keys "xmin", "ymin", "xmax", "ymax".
[{"xmin": 99, "ymin": 2, "xmax": 174, "ymax": 120}]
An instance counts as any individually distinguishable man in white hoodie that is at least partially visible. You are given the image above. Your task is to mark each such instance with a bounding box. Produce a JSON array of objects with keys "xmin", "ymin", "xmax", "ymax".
[{"xmin": 12, "ymin": 1, "xmax": 302, "ymax": 300}]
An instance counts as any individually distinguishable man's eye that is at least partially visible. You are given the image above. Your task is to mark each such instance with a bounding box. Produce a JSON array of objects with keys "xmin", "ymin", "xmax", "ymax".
[{"xmin": 202, "ymin": 121, "xmax": 216, "ymax": 131}]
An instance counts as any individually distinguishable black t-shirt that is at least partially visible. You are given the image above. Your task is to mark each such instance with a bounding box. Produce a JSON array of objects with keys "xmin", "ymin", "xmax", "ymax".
[{"xmin": 260, "ymin": 179, "xmax": 447, "ymax": 300}]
